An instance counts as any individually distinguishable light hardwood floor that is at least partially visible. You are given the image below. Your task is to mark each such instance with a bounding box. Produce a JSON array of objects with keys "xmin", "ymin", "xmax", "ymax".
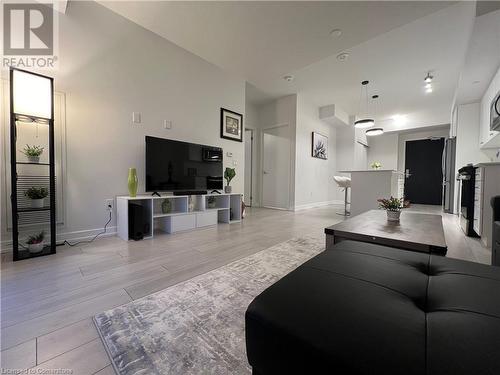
[{"xmin": 0, "ymin": 205, "xmax": 491, "ymax": 374}]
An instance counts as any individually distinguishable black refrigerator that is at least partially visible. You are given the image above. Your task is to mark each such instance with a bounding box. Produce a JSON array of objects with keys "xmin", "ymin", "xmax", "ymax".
[{"xmin": 442, "ymin": 137, "xmax": 456, "ymax": 214}]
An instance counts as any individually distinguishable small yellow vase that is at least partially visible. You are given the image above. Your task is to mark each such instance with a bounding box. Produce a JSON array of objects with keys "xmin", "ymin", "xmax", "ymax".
[{"xmin": 127, "ymin": 168, "xmax": 138, "ymax": 197}]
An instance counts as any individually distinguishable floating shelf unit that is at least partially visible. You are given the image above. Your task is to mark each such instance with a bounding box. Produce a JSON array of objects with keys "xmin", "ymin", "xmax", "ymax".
[
  {"xmin": 117, "ymin": 193, "xmax": 242, "ymax": 241},
  {"xmin": 9, "ymin": 68, "xmax": 56, "ymax": 261}
]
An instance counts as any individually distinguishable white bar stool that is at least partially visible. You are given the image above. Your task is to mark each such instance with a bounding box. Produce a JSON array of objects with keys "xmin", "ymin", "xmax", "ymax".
[{"xmin": 333, "ymin": 176, "xmax": 351, "ymax": 216}]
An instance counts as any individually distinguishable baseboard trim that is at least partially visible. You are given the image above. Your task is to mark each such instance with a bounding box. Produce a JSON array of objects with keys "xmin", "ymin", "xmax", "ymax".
[
  {"xmin": 0, "ymin": 226, "xmax": 118, "ymax": 254},
  {"xmin": 293, "ymin": 200, "xmax": 344, "ymax": 211}
]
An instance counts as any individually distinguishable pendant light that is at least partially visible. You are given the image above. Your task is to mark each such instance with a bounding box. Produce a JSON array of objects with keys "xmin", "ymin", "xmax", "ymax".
[
  {"xmin": 365, "ymin": 94, "xmax": 384, "ymax": 136},
  {"xmin": 354, "ymin": 80, "xmax": 374, "ymax": 129}
]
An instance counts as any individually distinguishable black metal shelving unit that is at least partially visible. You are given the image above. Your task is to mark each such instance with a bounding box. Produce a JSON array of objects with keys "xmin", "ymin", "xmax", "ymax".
[{"xmin": 10, "ymin": 67, "xmax": 56, "ymax": 261}]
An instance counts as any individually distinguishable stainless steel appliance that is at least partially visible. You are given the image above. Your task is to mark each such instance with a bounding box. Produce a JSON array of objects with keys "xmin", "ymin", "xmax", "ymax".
[
  {"xmin": 442, "ymin": 137, "xmax": 456, "ymax": 213},
  {"xmin": 491, "ymin": 90, "xmax": 500, "ymax": 131},
  {"xmin": 458, "ymin": 165, "xmax": 478, "ymax": 237}
]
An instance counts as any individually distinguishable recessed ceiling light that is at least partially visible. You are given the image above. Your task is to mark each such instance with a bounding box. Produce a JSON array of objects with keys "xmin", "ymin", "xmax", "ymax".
[
  {"xmin": 424, "ymin": 72, "xmax": 434, "ymax": 83},
  {"xmin": 283, "ymin": 75, "xmax": 294, "ymax": 82},
  {"xmin": 366, "ymin": 128, "xmax": 384, "ymax": 136},
  {"xmin": 330, "ymin": 28, "xmax": 342, "ymax": 38},
  {"xmin": 336, "ymin": 52, "xmax": 349, "ymax": 62}
]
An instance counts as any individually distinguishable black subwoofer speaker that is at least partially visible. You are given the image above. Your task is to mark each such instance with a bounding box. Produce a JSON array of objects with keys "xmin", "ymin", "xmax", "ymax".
[{"xmin": 129, "ymin": 202, "xmax": 150, "ymax": 241}]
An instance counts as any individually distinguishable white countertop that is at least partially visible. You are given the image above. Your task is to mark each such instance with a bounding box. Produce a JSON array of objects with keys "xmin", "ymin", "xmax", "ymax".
[
  {"xmin": 339, "ymin": 169, "xmax": 404, "ymax": 174},
  {"xmin": 474, "ymin": 162, "xmax": 500, "ymax": 167}
]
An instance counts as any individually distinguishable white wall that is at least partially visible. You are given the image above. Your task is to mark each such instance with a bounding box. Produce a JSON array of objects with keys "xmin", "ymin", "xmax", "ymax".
[
  {"xmin": 1, "ymin": 1, "xmax": 245, "ymax": 245},
  {"xmin": 367, "ymin": 133, "xmax": 399, "ymax": 170},
  {"xmin": 479, "ymin": 64, "xmax": 500, "ymax": 155},
  {"xmin": 294, "ymin": 95, "xmax": 338, "ymax": 210}
]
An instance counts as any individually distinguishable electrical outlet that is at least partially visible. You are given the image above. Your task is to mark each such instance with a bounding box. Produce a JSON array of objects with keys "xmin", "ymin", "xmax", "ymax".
[{"xmin": 105, "ymin": 199, "xmax": 114, "ymax": 211}]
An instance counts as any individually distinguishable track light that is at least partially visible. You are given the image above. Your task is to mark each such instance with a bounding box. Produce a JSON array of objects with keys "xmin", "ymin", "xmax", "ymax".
[{"xmin": 424, "ymin": 72, "xmax": 433, "ymax": 83}]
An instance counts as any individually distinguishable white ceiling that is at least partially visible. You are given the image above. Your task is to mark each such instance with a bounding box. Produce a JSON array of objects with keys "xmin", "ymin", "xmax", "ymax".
[
  {"xmin": 99, "ymin": 1, "xmax": 487, "ymax": 132},
  {"xmin": 455, "ymin": 9, "xmax": 500, "ymax": 105}
]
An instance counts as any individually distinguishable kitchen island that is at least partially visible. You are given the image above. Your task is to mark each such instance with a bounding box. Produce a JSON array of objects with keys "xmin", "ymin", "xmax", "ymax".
[{"xmin": 339, "ymin": 169, "xmax": 405, "ymax": 216}]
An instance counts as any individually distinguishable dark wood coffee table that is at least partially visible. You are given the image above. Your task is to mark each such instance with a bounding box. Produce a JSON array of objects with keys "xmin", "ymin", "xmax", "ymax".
[{"xmin": 325, "ymin": 210, "xmax": 447, "ymax": 254}]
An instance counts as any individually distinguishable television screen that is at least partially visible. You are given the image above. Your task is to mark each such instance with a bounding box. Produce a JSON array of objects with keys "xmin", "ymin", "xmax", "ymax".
[{"xmin": 145, "ymin": 136, "xmax": 223, "ymax": 192}]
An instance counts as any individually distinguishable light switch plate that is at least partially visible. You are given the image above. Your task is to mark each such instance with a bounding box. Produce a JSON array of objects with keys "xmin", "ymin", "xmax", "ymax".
[
  {"xmin": 163, "ymin": 120, "xmax": 172, "ymax": 129},
  {"xmin": 226, "ymin": 152, "xmax": 233, "ymax": 157},
  {"xmin": 132, "ymin": 112, "xmax": 141, "ymax": 124}
]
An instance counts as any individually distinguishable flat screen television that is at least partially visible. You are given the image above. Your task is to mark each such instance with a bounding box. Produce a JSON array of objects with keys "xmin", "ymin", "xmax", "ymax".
[{"xmin": 145, "ymin": 136, "xmax": 223, "ymax": 192}]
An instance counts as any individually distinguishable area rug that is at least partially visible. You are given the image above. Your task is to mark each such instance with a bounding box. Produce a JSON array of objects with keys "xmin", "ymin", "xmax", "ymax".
[{"xmin": 94, "ymin": 237, "xmax": 324, "ymax": 375}]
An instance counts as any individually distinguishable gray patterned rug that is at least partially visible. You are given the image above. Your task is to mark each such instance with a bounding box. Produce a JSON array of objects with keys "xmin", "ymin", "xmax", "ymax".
[{"xmin": 94, "ymin": 237, "xmax": 324, "ymax": 375}]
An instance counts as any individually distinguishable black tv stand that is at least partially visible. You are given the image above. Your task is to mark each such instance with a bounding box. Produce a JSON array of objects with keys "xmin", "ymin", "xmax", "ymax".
[
  {"xmin": 173, "ymin": 190, "xmax": 208, "ymax": 196},
  {"xmin": 151, "ymin": 192, "xmax": 161, "ymax": 197}
]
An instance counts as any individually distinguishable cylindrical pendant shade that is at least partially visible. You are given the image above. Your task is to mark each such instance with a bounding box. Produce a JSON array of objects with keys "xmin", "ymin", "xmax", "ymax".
[
  {"xmin": 354, "ymin": 118, "xmax": 375, "ymax": 129},
  {"xmin": 12, "ymin": 69, "xmax": 52, "ymax": 120}
]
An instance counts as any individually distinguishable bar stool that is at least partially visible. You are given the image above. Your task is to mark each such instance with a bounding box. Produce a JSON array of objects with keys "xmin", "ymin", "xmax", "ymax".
[{"xmin": 333, "ymin": 176, "xmax": 351, "ymax": 216}]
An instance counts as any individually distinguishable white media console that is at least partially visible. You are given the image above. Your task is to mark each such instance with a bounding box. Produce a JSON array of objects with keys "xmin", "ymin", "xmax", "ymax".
[{"xmin": 116, "ymin": 193, "xmax": 242, "ymax": 241}]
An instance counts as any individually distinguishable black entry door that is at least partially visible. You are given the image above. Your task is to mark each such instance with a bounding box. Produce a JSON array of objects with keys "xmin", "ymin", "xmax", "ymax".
[{"xmin": 404, "ymin": 138, "xmax": 444, "ymax": 205}]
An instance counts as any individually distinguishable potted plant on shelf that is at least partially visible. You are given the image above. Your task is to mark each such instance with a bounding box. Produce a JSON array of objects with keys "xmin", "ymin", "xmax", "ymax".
[
  {"xmin": 22, "ymin": 144, "xmax": 44, "ymax": 163},
  {"xmin": 26, "ymin": 231, "xmax": 45, "ymax": 253},
  {"xmin": 377, "ymin": 196, "xmax": 410, "ymax": 222},
  {"xmin": 224, "ymin": 167, "xmax": 236, "ymax": 194},
  {"xmin": 24, "ymin": 187, "xmax": 48, "ymax": 208},
  {"xmin": 371, "ymin": 161, "xmax": 382, "ymax": 170}
]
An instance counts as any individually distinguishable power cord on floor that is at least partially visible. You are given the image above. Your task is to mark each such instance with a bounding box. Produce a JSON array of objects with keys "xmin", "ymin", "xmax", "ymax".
[{"xmin": 61, "ymin": 211, "xmax": 112, "ymax": 247}]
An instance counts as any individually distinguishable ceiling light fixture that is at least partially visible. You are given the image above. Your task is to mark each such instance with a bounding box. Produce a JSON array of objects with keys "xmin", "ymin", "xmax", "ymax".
[
  {"xmin": 283, "ymin": 75, "xmax": 294, "ymax": 82},
  {"xmin": 330, "ymin": 28, "xmax": 343, "ymax": 38},
  {"xmin": 424, "ymin": 72, "xmax": 433, "ymax": 83},
  {"xmin": 426, "ymin": 87, "xmax": 433, "ymax": 94},
  {"xmin": 354, "ymin": 80, "xmax": 375, "ymax": 129},
  {"xmin": 366, "ymin": 127, "xmax": 384, "ymax": 136},
  {"xmin": 392, "ymin": 114, "xmax": 408, "ymax": 126},
  {"xmin": 336, "ymin": 52, "xmax": 349, "ymax": 62}
]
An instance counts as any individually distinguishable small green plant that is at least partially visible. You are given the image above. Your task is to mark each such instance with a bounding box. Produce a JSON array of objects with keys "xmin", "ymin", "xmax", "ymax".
[
  {"xmin": 24, "ymin": 187, "xmax": 48, "ymax": 199},
  {"xmin": 377, "ymin": 197, "xmax": 410, "ymax": 211},
  {"xmin": 26, "ymin": 231, "xmax": 45, "ymax": 245},
  {"xmin": 371, "ymin": 161, "xmax": 382, "ymax": 170},
  {"xmin": 22, "ymin": 145, "xmax": 44, "ymax": 157},
  {"xmin": 224, "ymin": 167, "xmax": 236, "ymax": 186}
]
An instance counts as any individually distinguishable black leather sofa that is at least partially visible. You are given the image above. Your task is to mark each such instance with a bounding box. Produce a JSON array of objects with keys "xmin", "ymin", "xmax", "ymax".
[{"xmin": 245, "ymin": 240, "xmax": 500, "ymax": 375}]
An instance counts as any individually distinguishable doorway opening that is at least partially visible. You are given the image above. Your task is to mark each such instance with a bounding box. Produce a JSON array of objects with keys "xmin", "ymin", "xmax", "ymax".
[
  {"xmin": 404, "ymin": 138, "xmax": 444, "ymax": 205},
  {"xmin": 244, "ymin": 129, "xmax": 254, "ymax": 207},
  {"xmin": 262, "ymin": 124, "xmax": 291, "ymax": 210}
]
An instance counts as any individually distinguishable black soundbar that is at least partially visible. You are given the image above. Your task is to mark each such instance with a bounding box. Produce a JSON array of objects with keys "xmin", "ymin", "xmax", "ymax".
[{"xmin": 173, "ymin": 190, "xmax": 208, "ymax": 196}]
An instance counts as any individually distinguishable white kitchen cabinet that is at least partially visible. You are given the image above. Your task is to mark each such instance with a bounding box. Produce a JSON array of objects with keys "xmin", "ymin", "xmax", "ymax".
[
  {"xmin": 473, "ymin": 164, "xmax": 500, "ymax": 248},
  {"xmin": 479, "ymin": 66, "xmax": 500, "ymax": 148}
]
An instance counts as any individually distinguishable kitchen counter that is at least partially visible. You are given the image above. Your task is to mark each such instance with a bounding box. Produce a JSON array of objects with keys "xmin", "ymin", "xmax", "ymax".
[
  {"xmin": 474, "ymin": 162, "xmax": 500, "ymax": 167},
  {"xmin": 340, "ymin": 170, "xmax": 405, "ymax": 216}
]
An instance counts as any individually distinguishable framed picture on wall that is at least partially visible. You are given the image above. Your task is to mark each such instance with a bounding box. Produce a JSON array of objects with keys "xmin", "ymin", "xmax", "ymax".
[
  {"xmin": 312, "ymin": 132, "xmax": 328, "ymax": 160},
  {"xmin": 220, "ymin": 108, "xmax": 243, "ymax": 142}
]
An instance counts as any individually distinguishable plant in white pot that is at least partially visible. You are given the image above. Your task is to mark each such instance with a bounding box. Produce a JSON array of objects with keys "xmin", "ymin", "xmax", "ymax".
[
  {"xmin": 24, "ymin": 187, "xmax": 48, "ymax": 208},
  {"xmin": 224, "ymin": 167, "xmax": 235, "ymax": 194},
  {"xmin": 22, "ymin": 144, "xmax": 44, "ymax": 163},
  {"xmin": 377, "ymin": 196, "xmax": 410, "ymax": 222},
  {"xmin": 26, "ymin": 231, "xmax": 45, "ymax": 253}
]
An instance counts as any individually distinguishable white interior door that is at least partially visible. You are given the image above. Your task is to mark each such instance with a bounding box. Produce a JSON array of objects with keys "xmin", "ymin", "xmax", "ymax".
[
  {"xmin": 262, "ymin": 125, "xmax": 290, "ymax": 209},
  {"xmin": 244, "ymin": 129, "xmax": 253, "ymax": 206}
]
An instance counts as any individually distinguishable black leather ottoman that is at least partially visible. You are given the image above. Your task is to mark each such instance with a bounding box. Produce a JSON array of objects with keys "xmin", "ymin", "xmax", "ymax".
[{"xmin": 245, "ymin": 241, "xmax": 500, "ymax": 375}]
